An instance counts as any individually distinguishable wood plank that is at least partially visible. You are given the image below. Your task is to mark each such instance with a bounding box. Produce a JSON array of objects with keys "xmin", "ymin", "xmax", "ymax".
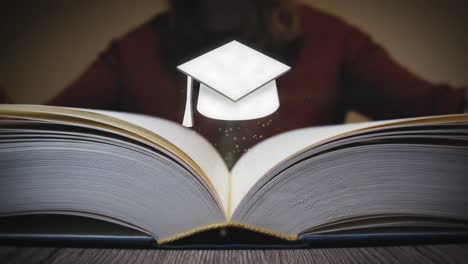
[{"xmin": 1, "ymin": 245, "xmax": 468, "ymax": 264}]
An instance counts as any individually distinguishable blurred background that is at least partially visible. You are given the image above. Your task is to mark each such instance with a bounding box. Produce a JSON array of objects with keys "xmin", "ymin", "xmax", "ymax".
[{"xmin": 1, "ymin": 0, "xmax": 467, "ymax": 122}]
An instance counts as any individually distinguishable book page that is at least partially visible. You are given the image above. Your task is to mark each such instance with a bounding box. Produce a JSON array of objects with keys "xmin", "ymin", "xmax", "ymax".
[
  {"xmin": 87, "ymin": 109, "xmax": 230, "ymax": 212},
  {"xmin": 0, "ymin": 105, "xmax": 230, "ymax": 213},
  {"xmin": 230, "ymin": 122, "xmax": 380, "ymax": 215},
  {"xmin": 230, "ymin": 114, "xmax": 468, "ymax": 214}
]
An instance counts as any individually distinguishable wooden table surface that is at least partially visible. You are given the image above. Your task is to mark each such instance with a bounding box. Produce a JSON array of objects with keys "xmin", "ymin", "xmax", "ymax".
[{"xmin": 1, "ymin": 244, "xmax": 468, "ymax": 264}]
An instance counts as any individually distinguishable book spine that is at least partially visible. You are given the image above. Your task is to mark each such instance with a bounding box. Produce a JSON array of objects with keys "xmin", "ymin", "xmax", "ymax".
[
  {"xmin": 300, "ymin": 232, "xmax": 468, "ymax": 247},
  {"xmin": 0, "ymin": 234, "xmax": 156, "ymax": 249},
  {"xmin": 1, "ymin": 232, "xmax": 468, "ymax": 249}
]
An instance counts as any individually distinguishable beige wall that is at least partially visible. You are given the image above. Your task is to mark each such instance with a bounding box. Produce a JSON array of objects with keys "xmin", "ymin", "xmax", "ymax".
[
  {"xmin": 1, "ymin": 1, "xmax": 168, "ymax": 103},
  {"xmin": 1, "ymin": 0, "xmax": 467, "ymax": 121}
]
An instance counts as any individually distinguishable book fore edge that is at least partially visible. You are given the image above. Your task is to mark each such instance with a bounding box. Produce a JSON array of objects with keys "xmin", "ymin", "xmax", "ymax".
[
  {"xmin": 0, "ymin": 104, "xmax": 226, "ymax": 215},
  {"xmin": 157, "ymin": 222, "xmax": 298, "ymax": 244}
]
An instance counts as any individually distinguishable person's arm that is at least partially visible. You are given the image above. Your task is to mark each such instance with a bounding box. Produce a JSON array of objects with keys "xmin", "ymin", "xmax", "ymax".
[
  {"xmin": 46, "ymin": 40, "xmax": 123, "ymax": 110},
  {"xmin": 341, "ymin": 27, "xmax": 466, "ymax": 120}
]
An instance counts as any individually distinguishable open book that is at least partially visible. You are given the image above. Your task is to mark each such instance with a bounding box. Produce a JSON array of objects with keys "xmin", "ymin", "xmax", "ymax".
[{"xmin": 0, "ymin": 104, "xmax": 467, "ymax": 247}]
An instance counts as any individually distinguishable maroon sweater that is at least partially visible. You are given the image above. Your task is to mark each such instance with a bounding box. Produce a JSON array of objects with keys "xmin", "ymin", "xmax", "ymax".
[{"xmin": 2, "ymin": 6, "xmax": 466, "ymax": 166}]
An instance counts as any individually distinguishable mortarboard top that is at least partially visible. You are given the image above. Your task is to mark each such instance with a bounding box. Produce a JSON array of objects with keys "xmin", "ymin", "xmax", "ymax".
[{"xmin": 177, "ymin": 40, "xmax": 291, "ymax": 127}]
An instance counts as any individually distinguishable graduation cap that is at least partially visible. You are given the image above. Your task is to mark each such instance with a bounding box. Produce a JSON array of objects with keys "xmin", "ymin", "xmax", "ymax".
[{"xmin": 177, "ymin": 40, "xmax": 291, "ymax": 127}]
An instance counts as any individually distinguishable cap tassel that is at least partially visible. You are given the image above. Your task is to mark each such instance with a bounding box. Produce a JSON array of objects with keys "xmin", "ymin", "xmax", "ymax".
[{"xmin": 182, "ymin": 76, "xmax": 194, "ymax": 127}]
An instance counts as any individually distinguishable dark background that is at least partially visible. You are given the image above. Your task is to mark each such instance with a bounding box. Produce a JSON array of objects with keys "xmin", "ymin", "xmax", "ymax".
[{"xmin": 1, "ymin": 0, "xmax": 467, "ymax": 122}]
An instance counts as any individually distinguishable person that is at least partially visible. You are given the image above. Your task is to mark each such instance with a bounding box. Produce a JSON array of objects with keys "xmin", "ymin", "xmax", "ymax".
[{"xmin": 1, "ymin": 0, "xmax": 467, "ymax": 167}]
